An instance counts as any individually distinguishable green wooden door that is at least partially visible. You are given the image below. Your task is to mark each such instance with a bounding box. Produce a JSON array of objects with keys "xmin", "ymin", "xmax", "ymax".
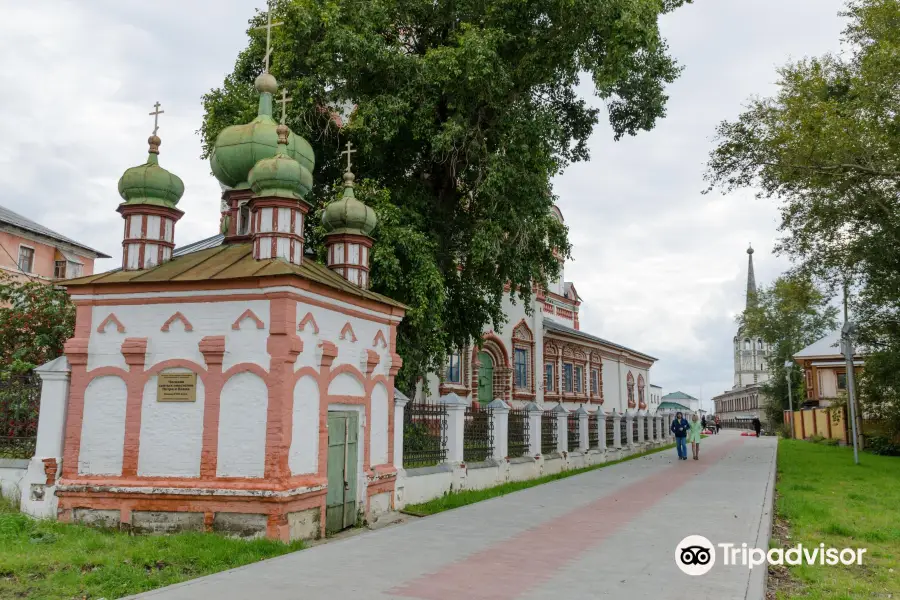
[
  {"xmin": 478, "ymin": 351, "xmax": 493, "ymax": 405},
  {"xmin": 325, "ymin": 411, "xmax": 358, "ymax": 535}
]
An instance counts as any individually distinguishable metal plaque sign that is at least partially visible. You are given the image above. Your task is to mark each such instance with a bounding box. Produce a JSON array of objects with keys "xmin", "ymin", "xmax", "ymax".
[{"xmin": 157, "ymin": 372, "xmax": 197, "ymax": 402}]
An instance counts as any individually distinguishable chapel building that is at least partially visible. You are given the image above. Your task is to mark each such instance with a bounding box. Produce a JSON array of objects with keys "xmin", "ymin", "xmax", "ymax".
[
  {"xmin": 53, "ymin": 71, "xmax": 405, "ymax": 541},
  {"xmin": 421, "ymin": 206, "xmax": 658, "ymax": 413}
]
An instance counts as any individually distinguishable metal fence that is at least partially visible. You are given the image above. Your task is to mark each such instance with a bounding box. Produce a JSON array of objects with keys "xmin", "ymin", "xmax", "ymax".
[
  {"xmin": 0, "ymin": 376, "xmax": 41, "ymax": 459},
  {"xmin": 606, "ymin": 417, "xmax": 615, "ymax": 448},
  {"xmin": 567, "ymin": 412, "xmax": 580, "ymax": 451},
  {"xmin": 719, "ymin": 419, "xmax": 754, "ymax": 430},
  {"xmin": 541, "ymin": 411, "xmax": 557, "ymax": 454},
  {"xmin": 588, "ymin": 413, "xmax": 600, "ymax": 448},
  {"xmin": 463, "ymin": 404, "xmax": 493, "ymax": 462},
  {"xmin": 403, "ymin": 402, "xmax": 447, "ymax": 468},
  {"xmin": 508, "ymin": 408, "xmax": 530, "ymax": 458},
  {"xmin": 620, "ymin": 417, "xmax": 628, "ymax": 445},
  {"xmin": 632, "ymin": 418, "xmax": 639, "ymax": 443},
  {"xmin": 650, "ymin": 417, "xmax": 656, "ymax": 440}
]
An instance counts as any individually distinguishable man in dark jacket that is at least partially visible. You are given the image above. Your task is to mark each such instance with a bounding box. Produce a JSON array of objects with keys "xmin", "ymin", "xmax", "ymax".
[
  {"xmin": 752, "ymin": 417, "xmax": 762, "ymax": 437},
  {"xmin": 671, "ymin": 412, "xmax": 690, "ymax": 460}
]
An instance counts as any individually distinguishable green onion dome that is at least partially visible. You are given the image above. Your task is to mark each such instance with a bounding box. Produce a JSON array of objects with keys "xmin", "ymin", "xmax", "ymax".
[
  {"xmin": 322, "ymin": 171, "xmax": 377, "ymax": 236},
  {"xmin": 210, "ymin": 73, "xmax": 315, "ymax": 191},
  {"xmin": 248, "ymin": 124, "xmax": 312, "ymax": 200},
  {"xmin": 117, "ymin": 135, "xmax": 184, "ymax": 207}
]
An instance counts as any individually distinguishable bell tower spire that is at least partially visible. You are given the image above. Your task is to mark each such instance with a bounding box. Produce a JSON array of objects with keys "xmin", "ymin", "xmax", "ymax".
[{"xmin": 746, "ymin": 243, "xmax": 757, "ymax": 308}]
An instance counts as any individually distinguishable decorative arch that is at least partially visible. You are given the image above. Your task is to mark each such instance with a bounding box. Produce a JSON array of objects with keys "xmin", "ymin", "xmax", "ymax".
[
  {"xmin": 96, "ymin": 313, "xmax": 125, "ymax": 334},
  {"xmin": 231, "ymin": 309, "xmax": 265, "ymax": 331},
  {"xmin": 328, "ymin": 369, "xmax": 366, "ymax": 396},
  {"xmin": 511, "ymin": 319, "xmax": 534, "ymax": 342},
  {"xmin": 339, "ymin": 322, "xmax": 358, "ymax": 343},
  {"xmin": 372, "ymin": 329, "xmax": 388, "ymax": 349},
  {"xmin": 511, "ymin": 320, "xmax": 535, "ymax": 398},
  {"xmin": 626, "ymin": 371, "xmax": 636, "ymax": 408},
  {"xmin": 471, "ymin": 332, "xmax": 511, "ymax": 403},
  {"xmin": 298, "ymin": 312, "xmax": 319, "ymax": 334},
  {"xmin": 160, "ymin": 311, "xmax": 193, "ymax": 333},
  {"xmin": 637, "ymin": 374, "xmax": 646, "ymax": 409}
]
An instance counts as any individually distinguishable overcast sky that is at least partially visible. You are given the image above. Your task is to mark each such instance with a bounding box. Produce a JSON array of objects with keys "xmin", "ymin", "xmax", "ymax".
[{"xmin": 0, "ymin": 0, "xmax": 848, "ymax": 410}]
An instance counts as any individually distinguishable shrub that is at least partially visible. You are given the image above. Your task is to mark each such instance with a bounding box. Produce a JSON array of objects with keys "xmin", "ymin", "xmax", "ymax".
[{"xmin": 865, "ymin": 436, "xmax": 900, "ymax": 457}]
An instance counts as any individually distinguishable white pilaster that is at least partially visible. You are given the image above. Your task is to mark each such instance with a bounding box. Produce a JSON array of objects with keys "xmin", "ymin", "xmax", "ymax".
[
  {"xmin": 638, "ymin": 414, "xmax": 646, "ymax": 443},
  {"xmin": 439, "ymin": 393, "xmax": 467, "ymax": 464},
  {"xmin": 576, "ymin": 405, "xmax": 589, "ymax": 452},
  {"xmin": 393, "ymin": 393, "xmax": 409, "ymax": 469},
  {"xmin": 553, "ymin": 403, "xmax": 568, "ymax": 454},
  {"xmin": 525, "ymin": 402, "xmax": 542, "ymax": 457},
  {"xmin": 625, "ymin": 414, "xmax": 635, "ymax": 446},
  {"xmin": 613, "ymin": 413, "xmax": 622, "ymax": 448},
  {"xmin": 488, "ymin": 399, "xmax": 510, "ymax": 461},
  {"xmin": 596, "ymin": 410, "xmax": 607, "ymax": 452}
]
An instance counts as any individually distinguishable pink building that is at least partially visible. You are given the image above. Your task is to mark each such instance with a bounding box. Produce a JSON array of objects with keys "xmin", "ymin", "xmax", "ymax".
[{"xmin": 0, "ymin": 205, "xmax": 108, "ymax": 281}]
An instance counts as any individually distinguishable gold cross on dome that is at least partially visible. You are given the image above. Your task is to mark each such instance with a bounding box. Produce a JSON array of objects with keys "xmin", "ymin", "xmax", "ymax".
[
  {"xmin": 341, "ymin": 141, "xmax": 356, "ymax": 172},
  {"xmin": 253, "ymin": 0, "xmax": 283, "ymax": 74},
  {"xmin": 149, "ymin": 101, "xmax": 164, "ymax": 135},
  {"xmin": 277, "ymin": 89, "xmax": 293, "ymax": 124}
]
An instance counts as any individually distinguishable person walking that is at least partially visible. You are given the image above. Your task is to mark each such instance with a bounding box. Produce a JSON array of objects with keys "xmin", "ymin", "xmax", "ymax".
[
  {"xmin": 670, "ymin": 412, "xmax": 690, "ymax": 460},
  {"xmin": 752, "ymin": 416, "xmax": 762, "ymax": 438},
  {"xmin": 714, "ymin": 415, "xmax": 721, "ymax": 435},
  {"xmin": 688, "ymin": 413, "xmax": 703, "ymax": 460},
  {"xmin": 701, "ymin": 415, "xmax": 707, "ymax": 431}
]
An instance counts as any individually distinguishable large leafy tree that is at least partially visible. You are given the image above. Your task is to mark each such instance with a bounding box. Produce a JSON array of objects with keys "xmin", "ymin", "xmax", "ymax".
[
  {"xmin": 706, "ymin": 0, "xmax": 900, "ymax": 430},
  {"xmin": 202, "ymin": 0, "xmax": 691, "ymax": 392},
  {"xmin": 740, "ymin": 274, "xmax": 839, "ymax": 425},
  {"xmin": 0, "ymin": 275, "xmax": 75, "ymax": 378}
]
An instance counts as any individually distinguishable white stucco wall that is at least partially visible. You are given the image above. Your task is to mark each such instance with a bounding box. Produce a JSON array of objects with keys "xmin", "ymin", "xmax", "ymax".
[
  {"xmin": 370, "ymin": 383, "xmax": 389, "ymax": 465},
  {"xmin": 217, "ymin": 372, "xmax": 268, "ymax": 478},
  {"xmin": 137, "ymin": 371, "xmax": 204, "ymax": 477},
  {"xmin": 294, "ymin": 301, "xmax": 391, "ymax": 377},
  {"xmin": 88, "ymin": 300, "xmax": 270, "ymax": 373},
  {"xmin": 290, "ymin": 375, "xmax": 319, "ymax": 475},
  {"xmin": 79, "ymin": 376, "xmax": 127, "ymax": 475},
  {"xmin": 602, "ymin": 358, "xmax": 622, "ymax": 413},
  {"xmin": 329, "ymin": 372, "xmax": 365, "ymax": 396}
]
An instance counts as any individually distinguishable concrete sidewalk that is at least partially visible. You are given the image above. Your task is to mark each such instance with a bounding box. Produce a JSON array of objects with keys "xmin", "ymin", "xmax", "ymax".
[{"xmin": 131, "ymin": 431, "xmax": 777, "ymax": 600}]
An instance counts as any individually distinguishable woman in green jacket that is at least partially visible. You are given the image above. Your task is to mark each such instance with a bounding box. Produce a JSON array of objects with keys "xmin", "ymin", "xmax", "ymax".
[{"xmin": 688, "ymin": 413, "xmax": 703, "ymax": 460}]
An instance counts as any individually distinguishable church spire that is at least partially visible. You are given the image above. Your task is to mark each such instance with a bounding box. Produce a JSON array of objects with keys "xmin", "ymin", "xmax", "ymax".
[{"xmin": 746, "ymin": 244, "xmax": 757, "ymax": 307}]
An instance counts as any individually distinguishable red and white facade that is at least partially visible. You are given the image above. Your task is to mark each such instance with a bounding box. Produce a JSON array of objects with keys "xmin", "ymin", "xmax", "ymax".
[
  {"xmin": 118, "ymin": 204, "xmax": 182, "ymax": 271},
  {"xmin": 325, "ymin": 234, "xmax": 373, "ymax": 289},
  {"xmin": 250, "ymin": 199, "xmax": 307, "ymax": 264}
]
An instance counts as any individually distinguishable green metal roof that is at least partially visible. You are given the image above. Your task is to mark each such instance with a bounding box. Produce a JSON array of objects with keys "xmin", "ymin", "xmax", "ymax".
[
  {"xmin": 662, "ymin": 391, "xmax": 698, "ymax": 401},
  {"xmin": 61, "ymin": 242, "xmax": 406, "ymax": 310},
  {"xmin": 658, "ymin": 401, "xmax": 691, "ymax": 411}
]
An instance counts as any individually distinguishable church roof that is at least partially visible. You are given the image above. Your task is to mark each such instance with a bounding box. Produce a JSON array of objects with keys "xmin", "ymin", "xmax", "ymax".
[
  {"xmin": 662, "ymin": 391, "xmax": 698, "ymax": 401},
  {"xmin": 658, "ymin": 401, "xmax": 691, "ymax": 411},
  {"xmin": 543, "ymin": 319, "xmax": 657, "ymax": 362},
  {"xmin": 61, "ymin": 242, "xmax": 406, "ymax": 310}
]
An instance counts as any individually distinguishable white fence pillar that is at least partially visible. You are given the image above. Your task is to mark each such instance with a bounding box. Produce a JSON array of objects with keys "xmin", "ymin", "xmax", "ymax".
[
  {"xmin": 596, "ymin": 410, "xmax": 607, "ymax": 452},
  {"xmin": 625, "ymin": 414, "xmax": 635, "ymax": 446},
  {"xmin": 439, "ymin": 393, "xmax": 467, "ymax": 464},
  {"xmin": 613, "ymin": 414, "xmax": 622, "ymax": 449},
  {"xmin": 638, "ymin": 414, "xmax": 646, "ymax": 443},
  {"xmin": 576, "ymin": 405, "xmax": 589, "ymax": 452},
  {"xmin": 488, "ymin": 400, "xmax": 509, "ymax": 461},
  {"xmin": 393, "ymin": 393, "xmax": 408, "ymax": 469},
  {"xmin": 554, "ymin": 404, "xmax": 568, "ymax": 454},
  {"xmin": 20, "ymin": 356, "xmax": 70, "ymax": 518},
  {"xmin": 656, "ymin": 416, "xmax": 663, "ymax": 441},
  {"xmin": 525, "ymin": 402, "xmax": 542, "ymax": 457}
]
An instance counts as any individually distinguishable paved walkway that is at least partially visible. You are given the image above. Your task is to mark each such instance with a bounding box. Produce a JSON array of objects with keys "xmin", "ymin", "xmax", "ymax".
[{"xmin": 133, "ymin": 431, "xmax": 777, "ymax": 600}]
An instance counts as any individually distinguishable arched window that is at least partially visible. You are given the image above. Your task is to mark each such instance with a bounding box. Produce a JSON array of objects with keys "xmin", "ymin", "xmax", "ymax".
[
  {"xmin": 626, "ymin": 372, "xmax": 635, "ymax": 408},
  {"xmin": 744, "ymin": 339, "xmax": 751, "ymax": 350},
  {"xmin": 445, "ymin": 349, "xmax": 461, "ymax": 384},
  {"xmin": 757, "ymin": 339, "xmax": 763, "ymax": 350}
]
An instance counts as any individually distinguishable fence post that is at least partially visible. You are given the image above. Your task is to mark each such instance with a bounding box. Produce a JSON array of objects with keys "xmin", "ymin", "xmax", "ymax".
[
  {"xmin": 656, "ymin": 416, "xmax": 663, "ymax": 441},
  {"xmin": 625, "ymin": 414, "xmax": 635, "ymax": 446},
  {"xmin": 664, "ymin": 412, "xmax": 672, "ymax": 439},
  {"xmin": 20, "ymin": 356, "xmax": 70, "ymax": 518},
  {"xmin": 638, "ymin": 414, "xmax": 646, "ymax": 443},
  {"xmin": 439, "ymin": 393, "xmax": 467, "ymax": 464},
  {"xmin": 393, "ymin": 393, "xmax": 408, "ymax": 469},
  {"xmin": 488, "ymin": 399, "xmax": 509, "ymax": 461},
  {"xmin": 576, "ymin": 405, "xmax": 590, "ymax": 452},
  {"xmin": 553, "ymin": 404, "xmax": 568, "ymax": 453},
  {"xmin": 525, "ymin": 402, "xmax": 542, "ymax": 457},
  {"xmin": 597, "ymin": 410, "xmax": 607, "ymax": 452},
  {"xmin": 613, "ymin": 413, "xmax": 623, "ymax": 448}
]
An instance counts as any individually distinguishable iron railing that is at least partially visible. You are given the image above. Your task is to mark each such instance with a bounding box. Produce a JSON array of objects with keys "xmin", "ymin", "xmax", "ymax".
[
  {"xmin": 0, "ymin": 376, "xmax": 41, "ymax": 459},
  {"xmin": 632, "ymin": 418, "xmax": 639, "ymax": 443},
  {"xmin": 588, "ymin": 413, "xmax": 600, "ymax": 448},
  {"xmin": 650, "ymin": 417, "xmax": 657, "ymax": 440},
  {"xmin": 606, "ymin": 416, "xmax": 615, "ymax": 448},
  {"xmin": 567, "ymin": 412, "xmax": 580, "ymax": 451},
  {"xmin": 541, "ymin": 411, "xmax": 557, "ymax": 455},
  {"xmin": 620, "ymin": 418, "xmax": 629, "ymax": 445},
  {"xmin": 718, "ymin": 419, "xmax": 754, "ymax": 430},
  {"xmin": 463, "ymin": 404, "xmax": 493, "ymax": 462},
  {"xmin": 403, "ymin": 402, "xmax": 448, "ymax": 468},
  {"xmin": 508, "ymin": 408, "xmax": 530, "ymax": 457}
]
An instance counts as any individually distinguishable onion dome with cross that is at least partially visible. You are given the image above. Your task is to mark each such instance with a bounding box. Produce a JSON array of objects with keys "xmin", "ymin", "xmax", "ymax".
[{"xmin": 116, "ymin": 102, "xmax": 184, "ymax": 271}]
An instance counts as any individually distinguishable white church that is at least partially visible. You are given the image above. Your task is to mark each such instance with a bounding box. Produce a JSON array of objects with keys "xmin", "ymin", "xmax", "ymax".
[{"xmin": 419, "ymin": 206, "xmax": 657, "ymax": 414}]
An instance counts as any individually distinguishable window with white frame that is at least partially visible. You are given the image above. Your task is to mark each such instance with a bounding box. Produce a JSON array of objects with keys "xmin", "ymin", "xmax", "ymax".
[
  {"xmin": 446, "ymin": 350, "xmax": 461, "ymax": 384},
  {"xmin": 563, "ymin": 363, "xmax": 574, "ymax": 393},
  {"xmin": 17, "ymin": 246, "xmax": 34, "ymax": 273},
  {"xmin": 514, "ymin": 348, "xmax": 528, "ymax": 389}
]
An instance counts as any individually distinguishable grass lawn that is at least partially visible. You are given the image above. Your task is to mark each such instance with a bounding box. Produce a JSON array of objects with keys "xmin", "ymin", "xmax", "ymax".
[
  {"xmin": 404, "ymin": 442, "xmax": 675, "ymax": 516},
  {"xmin": 0, "ymin": 498, "xmax": 303, "ymax": 600},
  {"xmin": 772, "ymin": 439, "xmax": 900, "ymax": 599}
]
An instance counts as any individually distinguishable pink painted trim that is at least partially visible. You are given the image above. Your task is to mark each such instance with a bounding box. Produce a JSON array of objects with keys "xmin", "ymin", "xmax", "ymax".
[
  {"xmin": 96, "ymin": 313, "xmax": 126, "ymax": 334},
  {"xmin": 160, "ymin": 311, "xmax": 194, "ymax": 332},
  {"xmin": 231, "ymin": 309, "xmax": 265, "ymax": 330},
  {"xmin": 298, "ymin": 312, "xmax": 320, "ymax": 334},
  {"xmin": 339, "ymin": 322, "xmax": 358, "ymax": 342}
]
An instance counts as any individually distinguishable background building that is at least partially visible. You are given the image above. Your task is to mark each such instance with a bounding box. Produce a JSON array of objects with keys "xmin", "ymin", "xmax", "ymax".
[
  {"xmin": 793, "ymin": 330, "xmax": 865, "ymax": 408},
  {"xmin": 648, "ymin": 384, "xmax": 663, "ymax": 413},
  {"xmin": 0, "ymin": 204, "xmax": 107, "ymax": 281},
  {"xmin": 660, "ymin": 391, "xmax": 700, "ymax": 413}
]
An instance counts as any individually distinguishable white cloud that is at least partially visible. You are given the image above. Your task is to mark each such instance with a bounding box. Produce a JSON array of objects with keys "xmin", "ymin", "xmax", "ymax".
[{"xmin": 0, "ymin": 0, "xmax": 848, "ymax": 410}]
